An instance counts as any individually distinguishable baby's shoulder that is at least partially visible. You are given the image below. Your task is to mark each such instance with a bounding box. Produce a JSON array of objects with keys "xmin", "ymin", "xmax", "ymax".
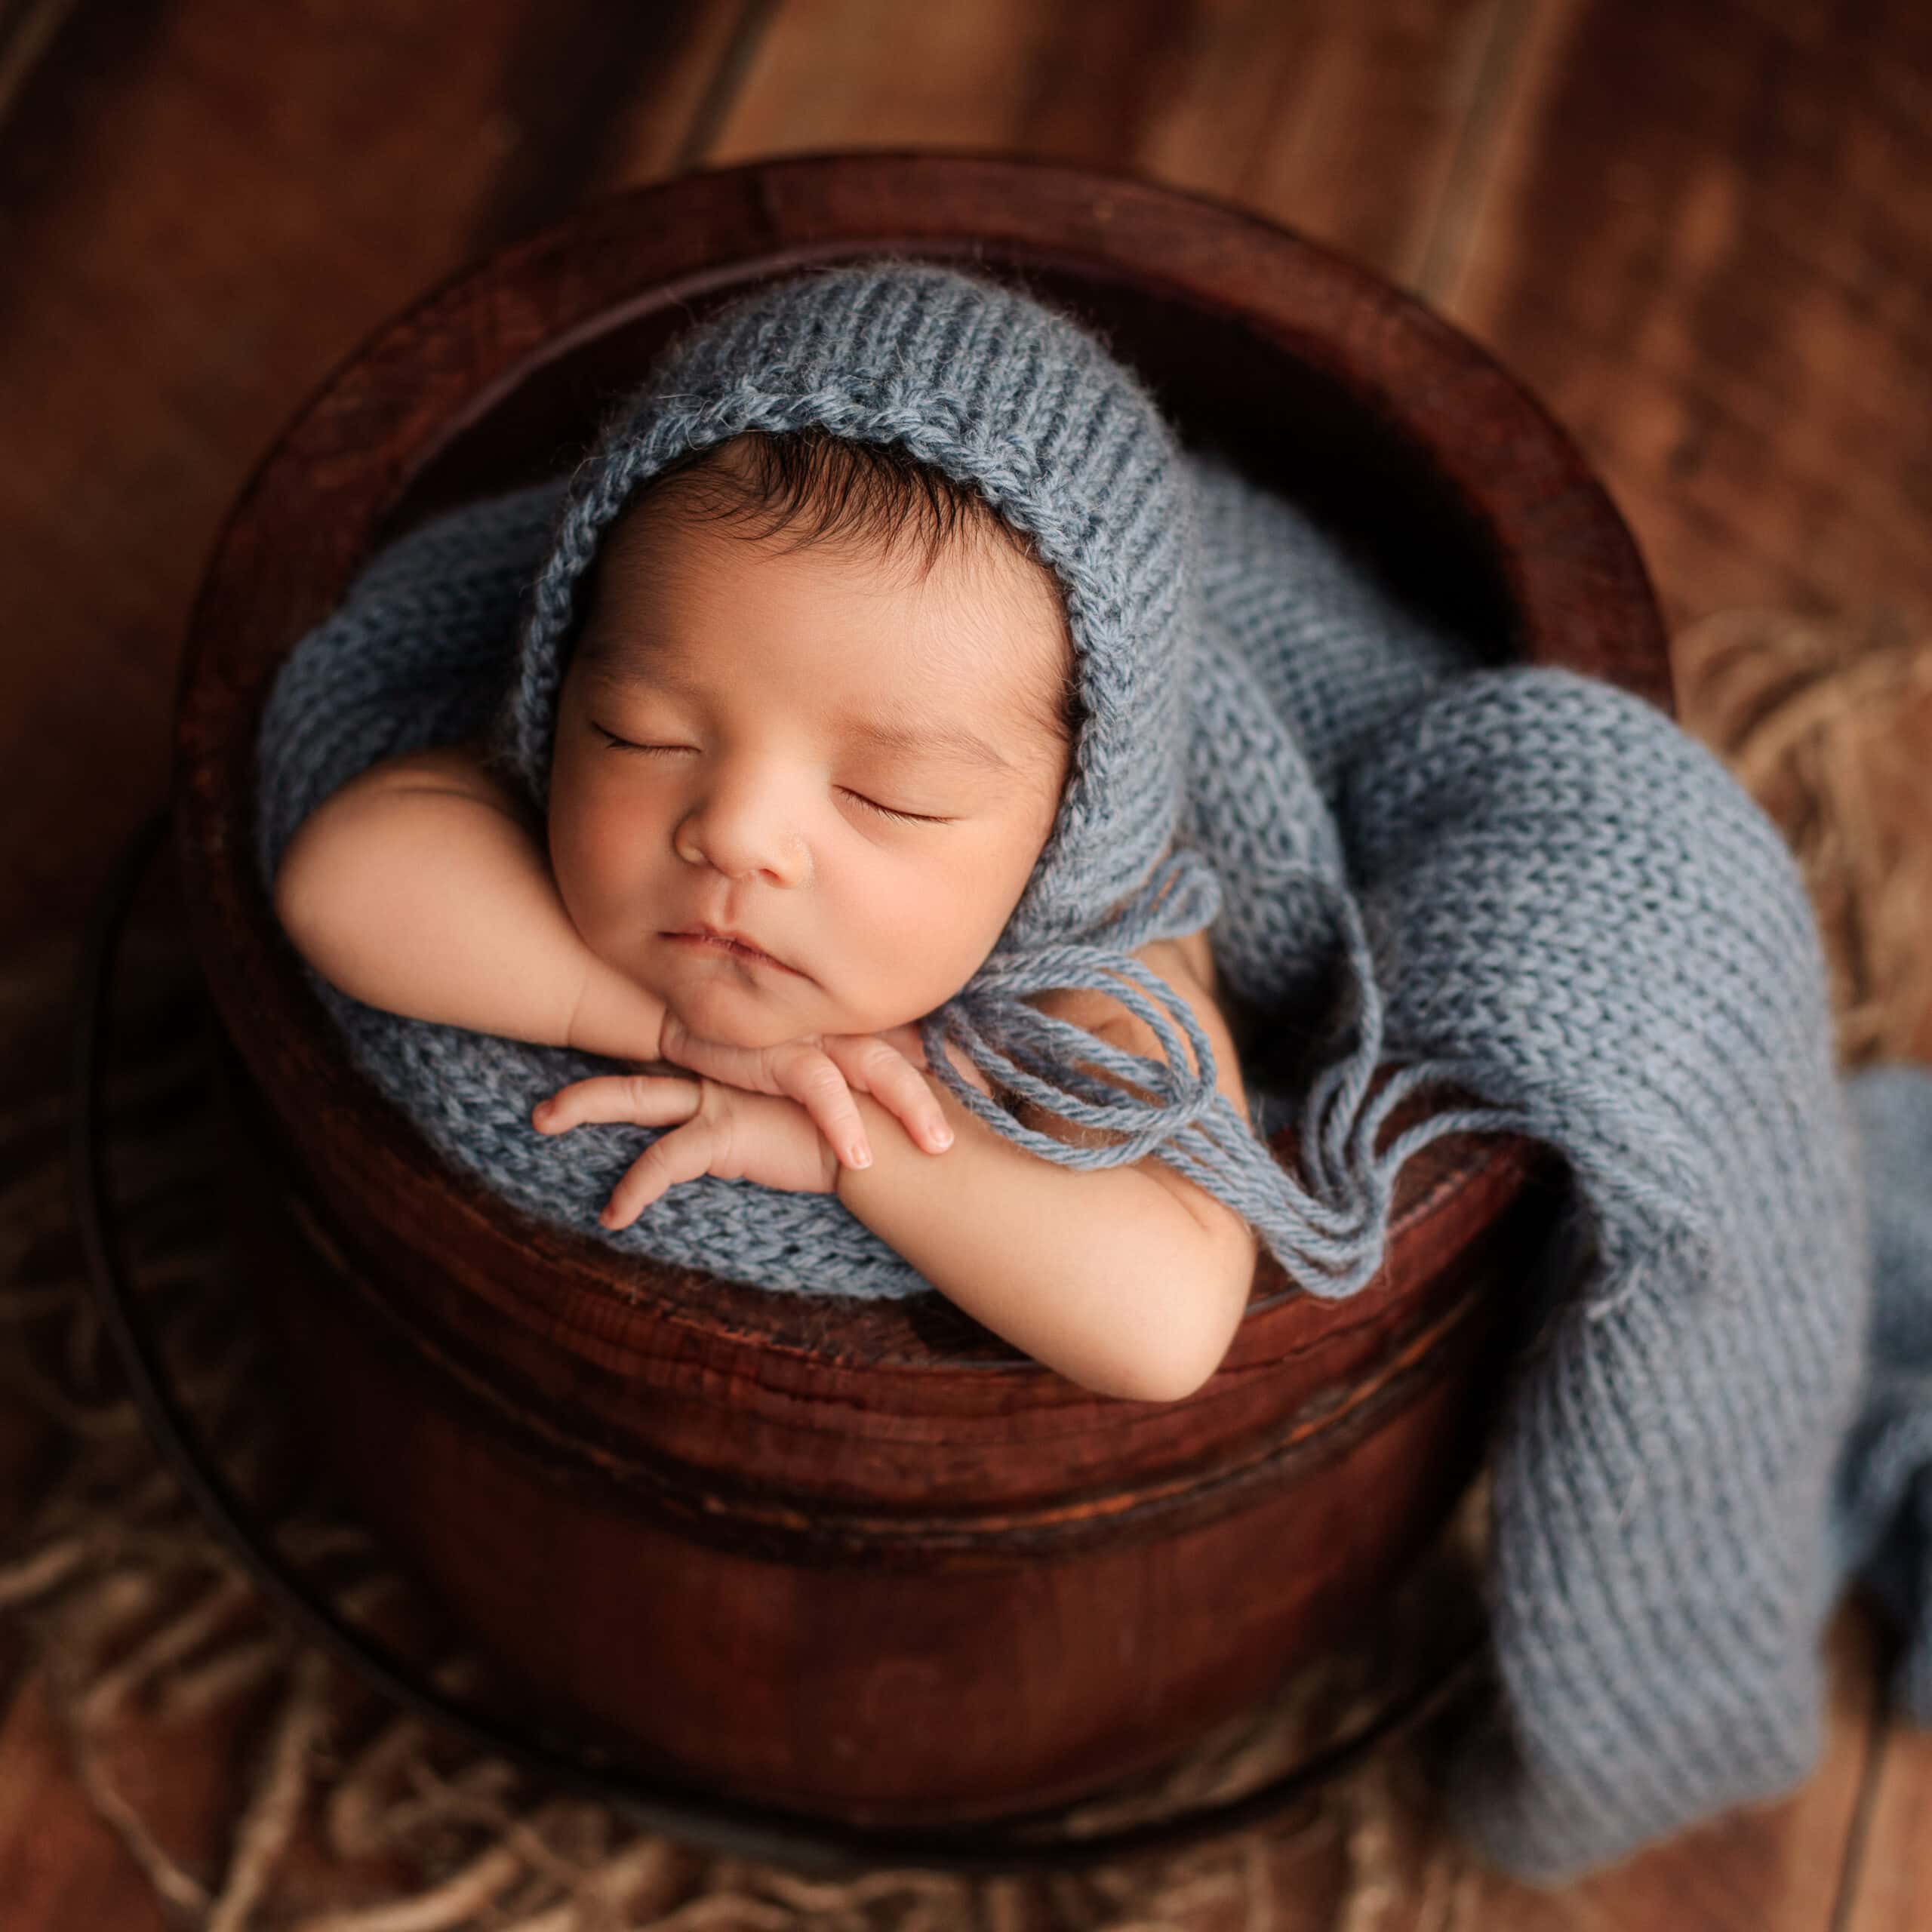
[{"xmin": 352, "ymin": 739, "xmax": 541, "ymax": 834}]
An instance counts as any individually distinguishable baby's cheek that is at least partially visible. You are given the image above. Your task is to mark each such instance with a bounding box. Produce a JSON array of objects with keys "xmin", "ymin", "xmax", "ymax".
[{"xmin": 548, "ymin": 804, "xmax": 637, "ymax": 934}]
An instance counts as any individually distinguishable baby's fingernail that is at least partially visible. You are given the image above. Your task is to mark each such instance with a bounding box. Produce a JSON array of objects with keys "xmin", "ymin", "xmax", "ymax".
[
  {"xmin": 847, "ymin": 1141, "xmax": 872, "ymax": 1169},
  {"xmin": 929, "ymin": 1126, "xmax": 953, "ymax": 1151}
]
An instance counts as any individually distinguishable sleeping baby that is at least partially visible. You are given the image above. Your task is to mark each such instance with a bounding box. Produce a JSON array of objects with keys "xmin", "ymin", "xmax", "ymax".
[{"xmin": 272, "ymin": 417, "xmax": 1260, "ymax": 1405}]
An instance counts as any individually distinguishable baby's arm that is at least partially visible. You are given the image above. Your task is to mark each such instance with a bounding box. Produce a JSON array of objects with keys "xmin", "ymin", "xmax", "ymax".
[
  {"xmin": 272, "ymin": 742, "xmax": 666, "ymax": 1063},
  {"xmin": 835, "ymin": 940, "xmax": 1259, "ymax": 1403},
  {"xmin": 275, "ymin": 743, "xmax": 939, "ymax": 1164}
]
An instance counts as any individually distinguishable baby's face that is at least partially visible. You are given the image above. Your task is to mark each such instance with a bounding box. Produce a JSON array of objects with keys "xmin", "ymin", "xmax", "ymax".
[{"xmin": 547, "ymin": 475, "xmax": 1075, "ymax": 1051}]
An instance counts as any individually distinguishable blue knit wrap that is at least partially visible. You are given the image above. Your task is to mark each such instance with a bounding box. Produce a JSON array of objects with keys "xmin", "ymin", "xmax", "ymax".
[{"xmin": 254, "ymin": 259, "xmax": 1932, "ymax": 1882}]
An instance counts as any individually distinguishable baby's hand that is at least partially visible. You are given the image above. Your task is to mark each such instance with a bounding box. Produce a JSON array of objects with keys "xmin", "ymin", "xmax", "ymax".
[
  {"xmin": 533, "ymin": 1074, "xmax": 839, "ymax": 1226},
  {"xmin": 655, "ymin": 1015, "xmax": 958, "ymax": 1171}
]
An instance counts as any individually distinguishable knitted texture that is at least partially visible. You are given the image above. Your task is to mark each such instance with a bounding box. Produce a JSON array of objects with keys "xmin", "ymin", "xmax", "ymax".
[{"xmin": 252, "ymin": 258, "xmax": 1932, "ymax": 1881}]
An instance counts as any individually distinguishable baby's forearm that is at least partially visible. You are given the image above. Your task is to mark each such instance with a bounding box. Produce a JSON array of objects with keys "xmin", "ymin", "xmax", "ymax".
[
  {"xmin": 272, "ymin": 753, "xmax": 664, "ymax": 1063},
  {"xmin": 834, "ymin": 1084, "xmax": 1247, "ymax": 1404}
]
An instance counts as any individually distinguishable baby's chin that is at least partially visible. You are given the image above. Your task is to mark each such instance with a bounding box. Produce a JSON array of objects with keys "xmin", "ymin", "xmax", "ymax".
[{"xmin": 657, "ymin": 972, "xmax": 915, "ymax": 1051}]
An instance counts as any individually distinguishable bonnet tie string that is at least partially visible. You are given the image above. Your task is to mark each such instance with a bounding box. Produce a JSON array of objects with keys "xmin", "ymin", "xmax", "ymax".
[{"xmin": 921, "ymin": 846, "xmax": 1543, "ymax": 1300}]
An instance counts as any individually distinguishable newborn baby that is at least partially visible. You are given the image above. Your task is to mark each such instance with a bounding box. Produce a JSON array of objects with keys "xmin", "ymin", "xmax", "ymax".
[{"xmin": 272, "ymin": 424, "xmax": 1258, "ymax": 1403}]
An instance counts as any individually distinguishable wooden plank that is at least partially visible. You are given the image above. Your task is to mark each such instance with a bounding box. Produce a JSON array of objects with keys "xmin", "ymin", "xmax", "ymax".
[
  {"xmin": 0, "ymin": 11, "xmax": 758, "ymax": 1924},
  {"xmin": 0, "ymin": 0, "xmax": 747, "ymax": 958},
  {"xmin": 695, "ymin": 0, "xmax": 1526, "ymax": 293},
  {"xmin": 1444, "ymin": 0, "xmax": 1932, "ymax": 639},
  {"xmin": 1417, "ymin": 8, "xmax": 1927, "ymax": 1921}
]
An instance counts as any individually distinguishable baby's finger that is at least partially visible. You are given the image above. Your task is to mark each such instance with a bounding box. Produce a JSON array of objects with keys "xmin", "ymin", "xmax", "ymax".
[
  {"xmin": 871, "ymin": 1021, "xmax": 931, "ymax": 1069},
  {"xmin": 771, "ymin": 1048, "xmax": 872, "ymax": 1171},
  {"xmin": 824, "ymin": 1035, "xmax": 953, "ymax": 1154},
  {"xmin": 601, "ymin": 1121, "xmax": 718, "ymax": 1228},
  {"xmin": 657, "ymin": 1025, "xmax": 774, "ymax": 1094},
  {"xmin": 533, "ymin": 1072, "xmax": 701, "ymax": 1134}
]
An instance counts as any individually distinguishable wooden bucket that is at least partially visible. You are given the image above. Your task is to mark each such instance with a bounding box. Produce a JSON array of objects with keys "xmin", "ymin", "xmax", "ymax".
[{"xmin": 172, "ymin": 153, "xmax": 1665, "ymax": 1829}]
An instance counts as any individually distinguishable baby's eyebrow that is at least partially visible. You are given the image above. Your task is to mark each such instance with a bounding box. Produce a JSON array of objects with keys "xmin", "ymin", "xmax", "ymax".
[
  {"xmin": 844, "ymin": 711, "xmax": 1020, "ymax": 775},
  {"xmin": 583, "ymin": 650, "xmax": 1022, "ymax": 776}
]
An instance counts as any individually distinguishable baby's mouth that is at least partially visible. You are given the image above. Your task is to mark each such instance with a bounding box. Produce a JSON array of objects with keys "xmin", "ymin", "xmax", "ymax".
[{"xmin": 663, "ymin": 927, "xmax": 794, "ymax": 971}]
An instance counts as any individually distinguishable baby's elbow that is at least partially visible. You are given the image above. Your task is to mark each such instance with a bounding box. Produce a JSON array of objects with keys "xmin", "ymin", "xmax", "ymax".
[
  {"xmin": 1118, "ymin": 1240, "xmax": 1254, "ymax": 1405},
  {"xmin": 272, "ymin": 817, "xmax": 360, "ymax": 978},
  {"xmin": 1057, "ymin": 1286, "xmax": 1234, "ymax": 1407},
  {"xmin": 1121, "ymin": 1351, "xmax": 1216, "ymax": 1407},
  {"xmin": 1128, "ymin": 1318, "xmax": 1235, "ymax": 1404},
  {"xmin": 1128, "ymin": 1205, "xmax": 1260, "ymax": 1406}
]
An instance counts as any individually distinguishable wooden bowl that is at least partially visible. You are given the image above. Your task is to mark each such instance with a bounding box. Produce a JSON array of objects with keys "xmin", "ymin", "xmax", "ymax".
[{"xmin": 173, "ymin": 153, "xmax": 1663, "ymax": 1829}]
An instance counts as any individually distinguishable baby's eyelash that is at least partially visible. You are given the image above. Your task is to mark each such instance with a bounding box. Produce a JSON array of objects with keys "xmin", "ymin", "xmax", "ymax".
[
  {"xmin": 592, "ymin": 724, "xmax": 948, "ymax": 825},
  {"xmin": 851, "ymin": 794, "xmax": 943, "ymax": 826},
  {"xmin": 596, "ymin": 726, "xmax": 683, "ymax": 755},
  {"xmin": 595, "ymin": 727, "xmax": 675, "ymax": 755}
]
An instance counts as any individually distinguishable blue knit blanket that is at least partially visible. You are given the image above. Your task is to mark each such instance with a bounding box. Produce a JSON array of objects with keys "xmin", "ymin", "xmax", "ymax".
[{"xmin": 256, "ymin": 452, "xmax": 1932, "ymax": 1882}]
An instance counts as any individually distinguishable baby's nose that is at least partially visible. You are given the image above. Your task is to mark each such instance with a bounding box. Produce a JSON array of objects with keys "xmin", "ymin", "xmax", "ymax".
[{"xmin": 676, "ymin": 778, "xmax": 811, "ymax": 884}]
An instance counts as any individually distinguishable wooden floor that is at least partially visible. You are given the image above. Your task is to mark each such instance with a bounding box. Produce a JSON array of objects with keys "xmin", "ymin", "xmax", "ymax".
[{"xmin": 3, "ymin": 0, "xmax": 1930, "ymax": 1924}]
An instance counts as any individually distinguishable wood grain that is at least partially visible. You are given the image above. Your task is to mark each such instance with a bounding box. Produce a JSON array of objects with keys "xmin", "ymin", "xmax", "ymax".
[
  {"xmin": 694, "ymin": 0, "xmax": 1532, "ymax": 293},
  {"xmin": 0, "ymin": 0, "xmax": 749, "ymax": 957},
  {"xmin": 1447, "ymin": 0, "xmax": 1932, "ymax": 638}
]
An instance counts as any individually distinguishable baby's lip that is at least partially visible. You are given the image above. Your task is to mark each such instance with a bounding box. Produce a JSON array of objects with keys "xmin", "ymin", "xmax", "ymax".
[{"xmin": 663, "ymin": 924, "xmax": 794, "ymax": 971}]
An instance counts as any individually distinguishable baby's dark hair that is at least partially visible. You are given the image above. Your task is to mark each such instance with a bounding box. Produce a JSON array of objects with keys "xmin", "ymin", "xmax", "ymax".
[{"xmin": 579, "ymin": 423, "xmax": 1088, "ymax": 756}]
